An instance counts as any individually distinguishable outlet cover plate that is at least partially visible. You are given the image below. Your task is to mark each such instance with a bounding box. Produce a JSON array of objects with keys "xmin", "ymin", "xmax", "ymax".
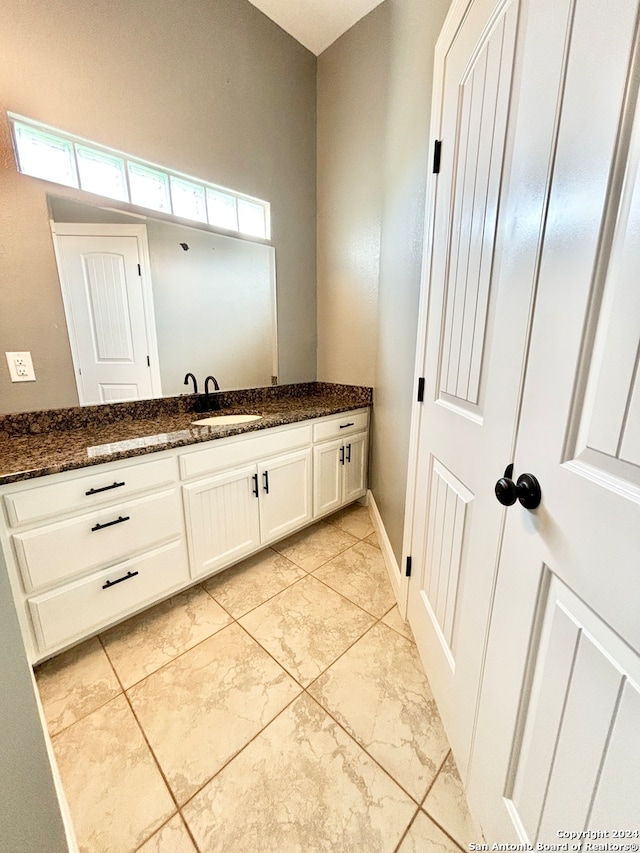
[{"xmin": 6, "ymin": 351, "xmax": 36, "ymax": 382}]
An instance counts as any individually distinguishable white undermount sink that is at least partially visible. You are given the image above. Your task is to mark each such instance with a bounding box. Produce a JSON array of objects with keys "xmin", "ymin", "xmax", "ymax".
[{"xmin": 191, "ymin": 413, "xmax": 263, "ymax": 426}]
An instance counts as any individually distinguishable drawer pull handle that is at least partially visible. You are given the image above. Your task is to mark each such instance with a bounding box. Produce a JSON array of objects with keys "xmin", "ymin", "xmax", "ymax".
[
  {"xmin": 91, "ymin": 515, "xmax": 130, "ymax": 532},
  {"xmin": 263, "ymin": 470, "xmax": 270, "ymax": 494},
  {"xmin": 102, "ymin": 570, "xmax": 139, "ymax": 590},
  {"xmin": 85, "ymin": 481, "xmax": 126, "ymax": 496},
  {"xmin": 252, "ymin": 473, "xmax": 259, "ymax": 497},
  {"xmin": 346, "ymin": 443, "xmax": 352, "ymax": 463},
  {"xmin": 339, "ymin": 423, "xmax": 355, "ymax": 429}
]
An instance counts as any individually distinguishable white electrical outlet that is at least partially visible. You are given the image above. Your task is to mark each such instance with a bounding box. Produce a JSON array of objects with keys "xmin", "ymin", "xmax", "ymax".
[{"xmin": 5, "ymin": 351, "xmax": 36, "ymax": 382}]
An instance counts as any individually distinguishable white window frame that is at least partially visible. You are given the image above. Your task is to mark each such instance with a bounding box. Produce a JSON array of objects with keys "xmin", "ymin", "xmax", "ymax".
[{"xmin": 8, "ymin": 112, "xmax": 271, "ymax": 241}]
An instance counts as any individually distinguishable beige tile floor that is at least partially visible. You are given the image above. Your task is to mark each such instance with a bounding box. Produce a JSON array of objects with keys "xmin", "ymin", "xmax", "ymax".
[{"xmin": 35, "ymin": 502, "xmax": 480, "ymax": 853}]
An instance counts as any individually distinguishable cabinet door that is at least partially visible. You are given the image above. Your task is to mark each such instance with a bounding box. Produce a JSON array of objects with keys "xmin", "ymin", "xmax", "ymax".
[
  {"xmin": 342, "ymin": 431, "xmax": 368, "ymax": 504},
  {"xmin": 183, "ymin": 465, "xmax": 260, "ymax": 578},
  {"xmin": 258, "ymin": 449, "xmax": 312, "ymax": 545},
  {"xmin": 313, "ymin": 439, "xmax": 343, "ymax": 518}
]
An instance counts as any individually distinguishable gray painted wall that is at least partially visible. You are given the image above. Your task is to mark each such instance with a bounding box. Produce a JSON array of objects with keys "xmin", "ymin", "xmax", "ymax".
[
  {"xmin": 0, "ymin": 0, "xmax": 317, "ymax": 414},
  {"xmin": 317, "ymin": 0, "xmax": 451, "ymax": 561},
  {"xmin": 316, "ymin": 5, "xmax": 389, "ymax": 386},
  {"xmin": 0, "ymin": 548, "xmax": 71, "ymax": 852}
]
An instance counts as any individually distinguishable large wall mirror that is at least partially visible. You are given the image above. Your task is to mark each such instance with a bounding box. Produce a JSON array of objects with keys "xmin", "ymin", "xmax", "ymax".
[{"xmin": 48, "ymin": 194, "xmax": 278, "ymax": 406}]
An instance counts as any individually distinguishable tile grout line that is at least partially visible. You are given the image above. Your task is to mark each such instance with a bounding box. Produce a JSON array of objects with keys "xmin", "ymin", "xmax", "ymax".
[
  {"xmin": 100, "ymin": 614, "xmax": 235, "ymax": 692},
  {"xmin": 302, "ymin": 691, "xmax": 426, "ymax": 809},
  {"xmin": 272, "ymin": 524, "xmax": 363, "ymax": 573},
  {"xmin": 42, "ymin": 507, "xmax": 453, "ymax": 851},
  {"xmin": 130, "ymin": 811, "xmax": 201, "ymax": 853},
  {"xmin": 156, "ymin": 613, "xmax": 417, "ymax": 821},
  {"xmin": 176, "ymin": 689, "xmax": 303, "ymax": 813},
  {"xmin": 118, "ymin": 614, "xmax": 303, "ymax": 836},
  {"xmin": 308, "ymin": 560, "xmax": 396, "ymax": 621},
  {"xmin": 300, "ymin": 599, "xmax": 413, "ymax": 700},
  {"xmin": 420, "ymin": 749, "xmax": 471, "ymax": 853},
  {"xmin": 43, "ymin": 680, "xmax": 123, "ymax": 741},
  {"xmin": 122, "ymin": 688, "xmax": 203, "ymax": 853},
  {"xmin": 296, "ymin": 609, "xmax": 448, "ymax": 811},
  {"xmin": 51, "ymin": 531, "xmax": 379, "ymax": 732},
  {"xmin": 43, "ymin": 544, "xmax": 392, "ymax": 736},
  {"xmin": 175, "ymin": 682, "xmax": 422, "ymax": 825},
  {"xmin": 121, "ymin": 527, "xmax": 420, "ymax": 823},
  {"xmin": 206, "ymin": 530, "xmax": 389, "ymax": 625},
  {"xmin": 96, "ymin": 633, "xmax": 204, "ymax": 853},
  {"xmin": 392, "ymin": 806, "xmax": 424, "ymax": 853},
  {"xmin": 421, "ymin": 748, "xmax": 452, "ymax": 807},
  {"xmin": 118, "ymin": 609, "xmax": 305, "ymax": 843}
]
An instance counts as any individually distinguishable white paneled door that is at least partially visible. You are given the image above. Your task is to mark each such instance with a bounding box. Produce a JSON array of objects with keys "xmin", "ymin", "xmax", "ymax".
[
  {"xmin": 407, "ymin": 0, "xmax": 640, "ymax": 840},
  {"xmin": 54, "ymin": 225, "xmax": 161, "ymax": 405},
  {"xmin": 469, "ymin": 0, "xmax": 640, "ymax": 838},
  {"xmin": 405, "ymin": 0, "xmax": 535, "ymax": 781}
]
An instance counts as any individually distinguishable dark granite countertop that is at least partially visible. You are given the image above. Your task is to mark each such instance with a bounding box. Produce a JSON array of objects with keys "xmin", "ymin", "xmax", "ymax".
[{"xmin": 0, "ymin": 383, "xmax": 372, "ymax": 486}]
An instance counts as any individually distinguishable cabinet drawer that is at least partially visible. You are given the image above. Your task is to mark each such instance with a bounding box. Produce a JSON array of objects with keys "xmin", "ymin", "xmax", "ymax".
[
  {"xmin": 13, "ymin": 489, "xmax": 183, "ymax": 592},
  {"xmin": 180, "ymin": 424, "xmax": 312, "ymax": 480},
  {"xmin": 312, "ymin": 410, "xmax": 369, "ymax": 442},
  {"xmin": 28, "ymin": 540, "xmax": 190, "ymax": 654},
  {"xmin": 3, "ymin": 456, "xmax": 178, "ymax": 527}
]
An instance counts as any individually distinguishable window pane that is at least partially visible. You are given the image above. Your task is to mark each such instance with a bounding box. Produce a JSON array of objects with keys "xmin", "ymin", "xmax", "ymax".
[
  {"xmin": 76, "ymin": 145, "xmax": 128, "ymax": 201},
  {"xmin": 170, "ymin": 176, "xmax": 207, "ymax": 222},
  {"xmin": 206, "ymin": 189, "xmax": 238, "ymax": 231},
  {"xmin": 13, "ymin": 123, "xmax": 78, "ymax": 188},
  {"xmin": 10, "ymin": 116, "xmax": 271, "ymax": 241},
  {"xmin": 237, "ymin": 198, "xmax": 266, "ymax": 238},
  {"xmin": 128, "ymin": 162, "xmax": 171, "ymax": 212}
]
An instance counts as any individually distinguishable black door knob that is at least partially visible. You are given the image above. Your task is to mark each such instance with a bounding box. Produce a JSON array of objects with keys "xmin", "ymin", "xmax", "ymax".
[{"xmin": 495, "ymin": 464, "xmax": 541, "ymax": 510}]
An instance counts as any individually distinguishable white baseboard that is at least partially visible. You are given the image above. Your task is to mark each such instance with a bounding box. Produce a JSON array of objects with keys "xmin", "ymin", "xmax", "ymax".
[{"xmin": 366, "ymin": 490, "xmax": 403, "ymax": 606}]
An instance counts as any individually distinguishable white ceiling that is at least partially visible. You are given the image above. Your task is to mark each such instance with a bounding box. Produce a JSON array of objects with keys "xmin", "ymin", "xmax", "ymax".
[{"xmin": 246, "ymin": 0, "xmax": 386, "ymax": 55}]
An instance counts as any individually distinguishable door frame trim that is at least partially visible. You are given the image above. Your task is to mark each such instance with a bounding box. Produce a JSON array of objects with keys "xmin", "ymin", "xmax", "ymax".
[
  {"xmin": 400, "ymin": 0, "xmax": 478, "ymax": 619},
  {"xmin": 50, "ymin": 222, "xmax": 163, "ymax": 404}
]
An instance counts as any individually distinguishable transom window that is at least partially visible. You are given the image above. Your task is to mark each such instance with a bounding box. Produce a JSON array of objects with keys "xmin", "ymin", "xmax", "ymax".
[{"xmin": 8, "ymin": 113, "xmax": 270, "ymax": 240}]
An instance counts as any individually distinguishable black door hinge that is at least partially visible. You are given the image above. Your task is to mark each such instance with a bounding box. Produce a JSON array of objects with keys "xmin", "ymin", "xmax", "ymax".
[
  {"xmin": 137, "ymin": 264, "xmax": 141, "ymax": 276},
  {"xmin": 433, "ymin": 140, "xmax": 442, "ymax": 174},
  {"xmin": 417, "ymin": 377, "xmax": 425, "ymax": 402},
  {"xmin": 405, "ymin": 556, "xmax": 412, "ymax": 577}
]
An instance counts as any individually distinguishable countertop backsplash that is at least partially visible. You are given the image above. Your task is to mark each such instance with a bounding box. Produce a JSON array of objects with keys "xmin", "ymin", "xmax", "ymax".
[{"xmin": 0, "ymin": 382, "xmax": 372, "ymax": 484}]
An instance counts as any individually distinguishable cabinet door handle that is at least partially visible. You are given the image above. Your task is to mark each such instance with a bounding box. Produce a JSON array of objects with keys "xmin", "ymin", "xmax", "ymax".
[
  {"xmin": 263, "ymin": 470, "xmax": 270, "ymax": 494},
  {"xmin": 102, "ymin": 570, "xmax": 139, "ymax": 590},
  {"xmin": 252, "ymin": 473, "xmax": 259, "ymax": 497},
  {"xmin": 346, "ymin": 443, "xmax": 351, "ymax": 463},
  {"xmin": 91, "ymin": 515, "xmax": 130, "ymax": 532},
  {"xmin": 339, "ymin": 422, "xmax": 354, "ymax": 429},
  {"xmin": 340, "ymin": 446, "xmax": 345, "ymax": 465},
  {"xmin": 85, "ymin": 480, "xmax": 125, "ymax": 496}
]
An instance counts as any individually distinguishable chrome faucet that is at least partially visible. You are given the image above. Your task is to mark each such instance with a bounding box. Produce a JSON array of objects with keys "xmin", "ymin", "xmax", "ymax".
[
  {"xmin": 204, "ymin": 375, "xmax": 221, "ymax": 411},
  {"xmin": 183, "ymin": 372, "xmax": 198, "ymax": 394}
]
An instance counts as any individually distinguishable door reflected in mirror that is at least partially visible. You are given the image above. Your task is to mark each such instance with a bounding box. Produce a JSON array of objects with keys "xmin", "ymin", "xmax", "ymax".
[{"xmin": 49, "ymin": 195, "xmax": 278, "ymax": 405}]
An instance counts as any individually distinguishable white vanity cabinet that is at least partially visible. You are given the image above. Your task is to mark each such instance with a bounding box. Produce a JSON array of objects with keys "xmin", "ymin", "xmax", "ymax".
[
  {"xmin": 257, "ymin": 448, "xmax": 313, "ymax": 543},
  {"xmin": 0, "ymin": 455, "xmax": 189, "ymax": 660},
  {"xmin": 313, "ymin": 411, "xmax": 369, "ymax": 517},
  {"xmin": 181, "ymin": 426, "xmax": 313, "ymax": 578},
  {"xmin": 0, "ymin": 407, "xmax": 368, "ymax": 663},
  {"xmin": 183, "ymin": 465, "xmax": 262, "ymax": 578}
]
